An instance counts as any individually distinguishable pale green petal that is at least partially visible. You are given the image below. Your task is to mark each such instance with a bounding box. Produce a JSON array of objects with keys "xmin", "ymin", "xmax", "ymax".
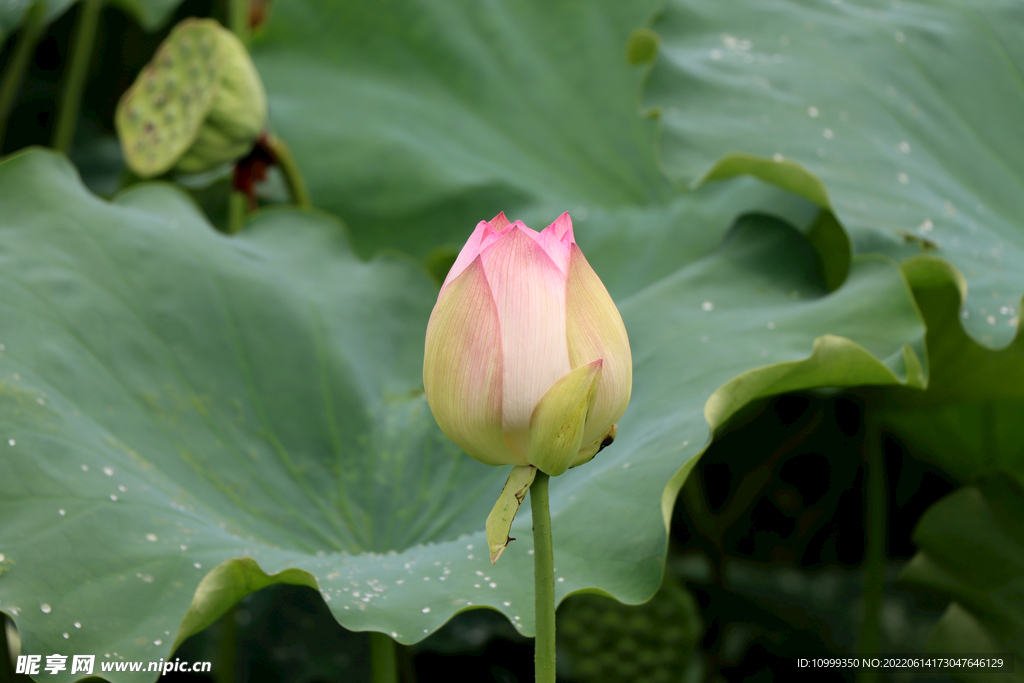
[
  {"xmin": 424, "ymin": 257, "xmax": 523, "ymax": 466},
  {"xmin": 565, "ymin": 243, "xmax": 632, "ymax": 446},
  {"xmin": 528, "ymin": 360, "xmax": 602, "ymax": 476}
]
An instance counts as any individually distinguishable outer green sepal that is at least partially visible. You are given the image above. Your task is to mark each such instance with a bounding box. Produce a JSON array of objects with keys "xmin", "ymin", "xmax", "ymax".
[
  {"xmin": 528, "ymin": 360, "xmax": 602, "ymax": 477},
  {"xmin": 571, "ymin": 423, "xmax": 617, "ymax": 469},
  {"xmin": 486, "ymin": 465, "xmax": 537, "ymax": 564}
]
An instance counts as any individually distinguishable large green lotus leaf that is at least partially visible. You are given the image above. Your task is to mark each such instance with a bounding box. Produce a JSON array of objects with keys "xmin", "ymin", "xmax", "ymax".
[
  {"xmin": 554, "ymin": 182, "xmax": 821, "ymax": 303},
  {"xmin": 0, "ymin": 149, "xmax": 925, "ymax": 682},
  {"xmin": 866, "ymin": 261, "xmax": 1024, "ymax": 483},
  {"xmin": 643, "ymin": 0, "xmax": 1024, "ymax": 348},
  {"xmin": 248, "ymin": 0, "xmax": 824, "ymax": 267},
  {"xmin": 249, "ymin": 0, "xmax": 664, "ymax": 257},
  {"xmin": 901, "ymin": 477, "xmax": 1024, "ymax": 663}
]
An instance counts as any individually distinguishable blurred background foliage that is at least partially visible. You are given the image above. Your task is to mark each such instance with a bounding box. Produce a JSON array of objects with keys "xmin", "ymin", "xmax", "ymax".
[{"xmin": 1, "ymin": 0, "xmax": 1022, "ymax": 681}]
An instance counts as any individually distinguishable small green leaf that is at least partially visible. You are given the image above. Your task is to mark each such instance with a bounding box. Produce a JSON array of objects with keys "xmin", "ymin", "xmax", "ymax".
[{"xmin": 486, "ymin": 466, "xmax": 537, "ymax": 564}]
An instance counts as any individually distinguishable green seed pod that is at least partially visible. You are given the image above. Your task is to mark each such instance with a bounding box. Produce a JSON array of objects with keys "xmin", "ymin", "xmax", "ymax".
[{"xmin": 115, "ymin": 18, "xmax": 267, "ymax": 177}]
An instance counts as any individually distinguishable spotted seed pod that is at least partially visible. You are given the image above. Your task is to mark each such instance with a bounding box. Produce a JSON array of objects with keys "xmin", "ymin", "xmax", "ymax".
[{"xmin": 115, "ymin": 18, "xmax": 267, "ymax": 177}]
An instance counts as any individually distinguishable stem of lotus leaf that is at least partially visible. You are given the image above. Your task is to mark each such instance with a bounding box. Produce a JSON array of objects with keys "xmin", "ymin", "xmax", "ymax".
[
  {"xmin": 53, "ymin": 0, "xmax": 103, "ymax": 153},
  {"xmin": 217, "ymin": 603, "xmax": 236, "ymax": 683},
  {"xmin": 264, "ymin": 134, "xmax": 312, "ymax": 210},
  {"xmin": 228, "ymin": 191, "xmax": 247, "ymax": 234},
  {"xmin": 369, "ymin": 631, "xmax": 398, "ymax": 683},
  {"xmin": 0, "ymin": 1, "xmax": 47, "ymax": 152},
  {"xmin": 531, "ymin": 470, "xmax": 556, "ymax": 683},
  {"xmin": 227, "ymin": 0, "xmax": 251, "ymax": 46},
  {"xmin": 0, "ymin": 614, "xmax": 15, "ymax": 679},
  {"xmin": 858, "ymin": 418, "xmax": 885, "ymax": 683}
]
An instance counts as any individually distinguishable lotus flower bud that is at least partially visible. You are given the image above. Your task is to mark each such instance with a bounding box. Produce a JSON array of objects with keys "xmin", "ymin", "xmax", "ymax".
[
  {"xmin": 115, "ymin": 18, "xmax": 268, "ymax": 177},
  {"xmin": 423, "ymin": 213, "xmax": 631, "ymax": 477}
]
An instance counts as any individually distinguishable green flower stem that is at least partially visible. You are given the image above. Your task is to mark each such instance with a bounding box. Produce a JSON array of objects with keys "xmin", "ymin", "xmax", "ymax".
[
  {"xmin": 531, "ymin": 470, "xmax": 556, "ymax": 683},
  {"xmin": 227, "ymin": 0, "xmax": 250, "ymax": 46},
  {"xmin": 228, "ymin": 190, "xmax": 247, "ymax": 234},
  {"xmin": 0, "ymin": 1, "xmax": 48, "ymax": 152},
  {"xmin": 369, "ymin": 631, "xmax": 398, "ymax": 683},
  {"xmin": 264, "ymin": 134, "xmax": 311, "ymax": 209},
  {"xmin": 52, "ymin": 0, "xmax": 103, "ymax": 153},
  {"xmin": 858, "ymin": 420, "xmax": 885, "ymax": 683}
]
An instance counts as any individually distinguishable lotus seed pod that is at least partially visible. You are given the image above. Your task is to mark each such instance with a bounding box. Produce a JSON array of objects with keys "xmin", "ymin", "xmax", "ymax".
[
  {"xmin": 116, "ymin": 18, "xmax": 268, "ymax": 177},
  {"xmin": 557, "ymin": 577, "xmax": 702, "ymax": 682}
]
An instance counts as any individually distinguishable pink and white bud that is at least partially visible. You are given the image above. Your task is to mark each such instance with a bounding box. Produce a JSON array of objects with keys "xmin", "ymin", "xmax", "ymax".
[{"xmin": 423, "ymin": 212, "xmax": 631, "ymax": 476}]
